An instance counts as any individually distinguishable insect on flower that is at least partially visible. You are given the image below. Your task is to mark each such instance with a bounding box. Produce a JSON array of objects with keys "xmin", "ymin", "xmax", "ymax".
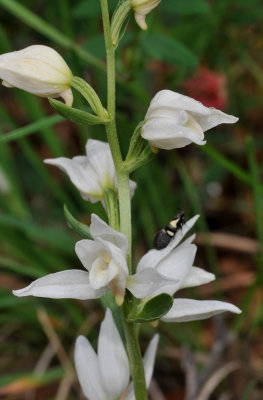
[{"xmin": 153, "ymin": 211, "xmax": 185, "ymax": 250}]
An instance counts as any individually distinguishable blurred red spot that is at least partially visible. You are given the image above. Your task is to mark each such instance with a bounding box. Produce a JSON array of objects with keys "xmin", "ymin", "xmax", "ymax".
[{"xmin": 182, "ymin": 67, "xmax": 227, "ymax": 110}]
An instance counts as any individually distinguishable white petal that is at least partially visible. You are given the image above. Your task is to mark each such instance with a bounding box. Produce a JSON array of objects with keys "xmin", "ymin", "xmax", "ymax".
[
  {"xmin": 153, "ymin": 243, "xmax": 197, "ymax": 296},
  {"xmin": 161, "ymin": 299, "xmax": 241, "ymax": 322},
  {"xmin": 126, "ymin": 334, "xmax": 159, "ymax": 400},
  {"xmin": 90, "ymin": 213, "xmax": 128, "ymax": 253},
  {"xmin": 142, "ymin": 118, "xmax": 206, "ymax": 150},
  {"xmin": 137, "ymin": 215, "xmax": 199, "ymax": 272},
  {"xmin": 75, "ymin": 239, "xmax": 105, "ymax": 271},
  {"xmin": 74, "ymin": 335, "xmax": 107, "ymax": 400},
  {"xmin": 89, "ymin": 257, "xmax": 124, "ymax": 290},
  {"xmin": 127, "ymin": 268, "xmax": 178, "ymax": 298},
  {"xmin": 85, "ymin": 140, "xmax": 116, "ymax": 192},
  {"xmin": 98, "ymin": 309, "xmax": 129, "ymax": 399},
  {"xmin": 146, "ymin": 90, "xmax": 211, "ymax": 118},
  {"xmin": 180, "ymin": 266, "xmax": 215, "ymax": 289},
  {"xmin": 192, "ymin": 107, "xmax": 238, "ymax": 132},
  {"xmin": 44, "ymin": 156, "xmax": 103, "ymax": 202},
  {"xmin": 12, "ymin": 270, "xmax": 104, "ymax": 299},
  {"xmin": 99, "ymin": 238, "xmax": 129, "ymax": 276}
]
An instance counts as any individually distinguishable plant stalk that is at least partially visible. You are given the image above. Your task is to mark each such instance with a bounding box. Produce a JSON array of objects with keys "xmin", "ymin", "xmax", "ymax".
[{"xmin": 100, "ymin": 1, "xmax": 147, "ymax": 398}]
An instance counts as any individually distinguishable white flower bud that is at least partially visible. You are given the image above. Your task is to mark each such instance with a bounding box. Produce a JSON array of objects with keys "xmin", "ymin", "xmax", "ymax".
[
  {"xmin": 131, "ymin": 0, "xmax": 161, "ymax": 30},
  {"xmin": 0, "ymin": 45, "xmax": 73, "ymax": 106}
]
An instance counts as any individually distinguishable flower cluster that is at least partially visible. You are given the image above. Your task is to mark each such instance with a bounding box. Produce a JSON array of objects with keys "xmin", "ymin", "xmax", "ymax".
[
  {"xmin": 2, "ymin": 7, "xmax": 241, "ymax": 397},
  {"xmin": 13, "ymin": 205, "xmax": 240, "ymax": 321}
]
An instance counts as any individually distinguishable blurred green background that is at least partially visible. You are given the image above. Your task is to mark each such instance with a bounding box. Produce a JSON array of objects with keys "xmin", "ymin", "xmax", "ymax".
[{"xmin": 0, "ymin": 0, "xmax": 262, "ymax": 399}]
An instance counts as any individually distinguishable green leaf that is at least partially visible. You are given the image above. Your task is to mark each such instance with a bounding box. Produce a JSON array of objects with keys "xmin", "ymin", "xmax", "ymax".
[
  {"xmin": 64, "ymin": 205, "xmax": 92, "ymax": 239},
  {"xmin": 128, "ymin": 294, "xmax": 173, "ymax": 323},
  {"xmin": 49, "ymin": 98, "xmax": 102, "ymax": 125},
  {"xmin": 0, "ymin": 115, "xmax": 63, "ymax": 144},
  {"xmin": 141, "ymin": 33, "xmax": 197, "ymax": 68}
]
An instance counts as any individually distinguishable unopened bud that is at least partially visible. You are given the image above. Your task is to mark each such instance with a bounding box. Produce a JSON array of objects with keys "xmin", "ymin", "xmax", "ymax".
[{"xmin": 0, "ymin": 45, "xmax": 73, "ymax": 106}]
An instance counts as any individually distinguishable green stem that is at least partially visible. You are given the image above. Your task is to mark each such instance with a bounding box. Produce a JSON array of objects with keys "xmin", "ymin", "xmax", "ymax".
[
  {"xmin": 104, "ymin": 189, "xmax": 120, "ymax": 231},
  {"xmin": 100, "ymin": 0, "xmax": 132, "ymax": 271},
  {"xmin": 123, "ymin": 320, "xmax": 147, "ymax": 400},
  {"xmin": 100, "ymin": 1, "xmax": 147, "ymax": 399}
]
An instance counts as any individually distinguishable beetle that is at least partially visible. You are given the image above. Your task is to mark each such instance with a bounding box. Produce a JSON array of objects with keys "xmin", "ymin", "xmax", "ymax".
[{"xmin": 153, "ymin": 211, "xmax": 185, "ymax": 250}]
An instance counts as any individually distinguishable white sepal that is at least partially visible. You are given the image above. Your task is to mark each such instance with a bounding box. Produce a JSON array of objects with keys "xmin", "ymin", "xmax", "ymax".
[
  {"xmin": 98, "ymin": 309, "xmax": 130, "ymax": 399},
  {"xmin": 90, "ymin": 213, "xmax": 128, "ymax": 253},
  {"xmin": 137, "ymin": 215, "xmax": 199, "ymax": 272},
  {"xmin": 127, "ymin": 268, "xmax": 178, "ymax": 298},
  {"xmin": 12, "ymin": 270, "xmax": 104, "ymax": 299},
  {"xmin": 74, "ymin": 336, "xmax": 107, "ymax": 400},
  {"xmin": 161, "ymin": 299, "xmax": 241, "ymax": 322},
  {"xmin": 180, "ymin": 266, "xmax": 215, "ymax": 289}
]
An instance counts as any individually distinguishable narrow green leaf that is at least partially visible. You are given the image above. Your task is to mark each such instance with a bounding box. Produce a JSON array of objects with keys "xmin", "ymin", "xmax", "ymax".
[
  {"xmin": 64, "ymin": 205, "xmax": 92, "ymax": 239},
  {"xmin": 49, "ymin": 98, "xmax": 102, "ymax": 125},
  {"xmin": 0, "ymin": 115, "xmax": 63, "ymax": 144},
  {"xmin": 128, "ymin": 293, "xmax": 173, "ymax": 323}
]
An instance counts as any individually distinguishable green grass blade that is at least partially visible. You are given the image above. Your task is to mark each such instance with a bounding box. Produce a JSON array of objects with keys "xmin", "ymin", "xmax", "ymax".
[
  {"xmin": 0, "ymin": 115, "xmax": 64, "ymax": 144},
  {"xmin": 202, "ymin": 144, "xmax": 251, "ymax": 185}
]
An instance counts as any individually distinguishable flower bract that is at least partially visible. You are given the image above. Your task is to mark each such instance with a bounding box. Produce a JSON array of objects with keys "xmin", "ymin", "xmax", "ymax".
[
  {"xmin": 0, "ymin": 45, "xmax": 73, "ymax": 106},
  {"xmin": 141, "ymin": 90, "xmax": 238, "ymax": 149}
]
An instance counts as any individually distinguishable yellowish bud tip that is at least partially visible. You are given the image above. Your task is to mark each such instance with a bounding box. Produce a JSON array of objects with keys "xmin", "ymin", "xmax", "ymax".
[
  {"xmin": 60, "ymin": 88, "xmax": 73, "ymax": 107},
  {"xmin": 115, "ymin": 292, "xmax": 125, "ymax": 307},
  {"xmin": 150, "ymin": 320, "xmax": 159, "ymax": 328},
  {"xmin": 150, "ymin": 145, "xmax": 159, "ymax": 153}
]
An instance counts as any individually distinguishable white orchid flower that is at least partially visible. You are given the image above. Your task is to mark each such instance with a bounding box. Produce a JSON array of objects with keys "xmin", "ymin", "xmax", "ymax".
[
  {"xmin": 12, "ymin": 214, "xmax": 171, "ymax": 306},
  {"xmin": 45, "ymin": 139, "xmax": 136, "ymax": 204},
  {"xmin": 141, "ymin": 90, "xmax": 238, "ymax": 150},
  {"xmin": 0, "ymin": 45, "xmax": 73, "ymax": 106},
  {"xmin": 133, "ymin": 215, "xmax": 241, "ymax": 322},
  {"xmin": 131, "ymin": 0, "xmax": 162, "ymax": 30},
  {"xmin": 75, "ymin": 309, "xmax": 159, "ymax": 400}
]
